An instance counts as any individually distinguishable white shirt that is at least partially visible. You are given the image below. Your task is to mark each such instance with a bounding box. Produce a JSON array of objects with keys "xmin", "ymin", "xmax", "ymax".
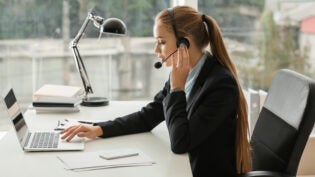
[{"xmin": 184, "ymin": 52, "xmax": 207, "ymax": 100}]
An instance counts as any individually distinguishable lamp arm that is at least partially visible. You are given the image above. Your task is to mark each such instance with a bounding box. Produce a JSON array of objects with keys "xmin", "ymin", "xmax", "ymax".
[
  {"xmin": 72, "ymin": 46, "xmax": 93, "ymax": 97},
  {"xmin": 72, "ymin": 13, "xmax": 93, "ymax": 46},
  {"xmin": 71, "ymin": 12, "xmax": 95, "ymax": 99}
]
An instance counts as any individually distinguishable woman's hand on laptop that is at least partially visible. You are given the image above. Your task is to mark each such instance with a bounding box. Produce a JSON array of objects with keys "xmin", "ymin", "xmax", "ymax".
[{"xmin": 60, "ymin": 125, "xmax": 103, "ymax": 142}]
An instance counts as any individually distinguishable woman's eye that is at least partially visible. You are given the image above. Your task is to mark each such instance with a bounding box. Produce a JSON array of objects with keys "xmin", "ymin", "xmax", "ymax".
[{"xmin": 157, "ymin": 40, "xmax": 166, "ymax": 45}]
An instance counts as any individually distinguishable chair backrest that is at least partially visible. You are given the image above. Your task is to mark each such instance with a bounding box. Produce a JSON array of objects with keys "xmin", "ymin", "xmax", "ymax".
[{"xmin": 251, "ymin": 69, "xmax": 315, "ymax": 175}]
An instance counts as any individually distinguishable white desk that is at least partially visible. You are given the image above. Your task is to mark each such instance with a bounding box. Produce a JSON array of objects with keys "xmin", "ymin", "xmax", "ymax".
[{"xmin": 0, "ymin": 101, "xmax": 192, "ymax": 177}]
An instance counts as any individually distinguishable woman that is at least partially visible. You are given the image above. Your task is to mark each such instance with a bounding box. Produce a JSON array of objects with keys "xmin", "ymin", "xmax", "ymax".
[{"xmin": 61, "ymin": 5, "xmax": 251, "ymax": 177}]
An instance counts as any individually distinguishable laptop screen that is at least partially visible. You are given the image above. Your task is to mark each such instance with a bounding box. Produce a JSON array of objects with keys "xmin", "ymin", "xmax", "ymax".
[{"xmin": 3, "ymin": 88, "xmax": 28, "ymax": 145}]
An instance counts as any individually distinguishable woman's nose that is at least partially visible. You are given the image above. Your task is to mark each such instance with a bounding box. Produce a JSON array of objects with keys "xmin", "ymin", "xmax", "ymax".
[{"xmin": 154, "ymin": 44, "xmax": 160, "ymax": 55}]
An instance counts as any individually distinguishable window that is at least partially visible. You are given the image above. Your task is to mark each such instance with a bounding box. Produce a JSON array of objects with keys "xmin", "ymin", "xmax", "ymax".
[
  {"xmin": 0, "ymin": 0, "xmax": 171, "ymax": 108},
  {"xmin": 198, "ymin": 0, "xmax": 314, "ymax": 90}
]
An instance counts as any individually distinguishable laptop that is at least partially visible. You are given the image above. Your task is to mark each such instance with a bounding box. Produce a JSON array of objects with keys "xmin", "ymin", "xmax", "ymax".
[{"xmin": 1, "ymin": 88, "xmax": 84, "ymax": 151}]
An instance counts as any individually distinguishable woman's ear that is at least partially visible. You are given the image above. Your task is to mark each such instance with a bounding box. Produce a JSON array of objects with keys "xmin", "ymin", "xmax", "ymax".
[
  {"xmin": 184, "ymin": 36, "xmax": 194, "ymax": 49},
  {"xmin": 177, "ymin": 37, "xmax": 190, "ymax": 48}
]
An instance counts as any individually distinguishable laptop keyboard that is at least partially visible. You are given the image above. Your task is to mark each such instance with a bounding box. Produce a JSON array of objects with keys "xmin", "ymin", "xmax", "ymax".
[{"xmin": 30, "ymin": 132, "xmax": 59, "ymax": 148}]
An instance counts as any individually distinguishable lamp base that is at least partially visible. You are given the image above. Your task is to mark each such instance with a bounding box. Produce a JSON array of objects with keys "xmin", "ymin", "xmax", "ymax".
[{"xmin": 81, "ymin": 97, "xmax": 109, "ymax": 107}]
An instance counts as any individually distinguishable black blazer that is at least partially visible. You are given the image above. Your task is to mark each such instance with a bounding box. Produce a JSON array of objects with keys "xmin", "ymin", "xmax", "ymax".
[{"xmin": 97, "ymin": 53, "xmax": 239, "ymax": 177}]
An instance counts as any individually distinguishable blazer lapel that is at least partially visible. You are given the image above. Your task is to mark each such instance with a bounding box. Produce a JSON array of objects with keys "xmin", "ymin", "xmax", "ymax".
[{"xmin": 186, "ymin": 54, "xmax": 216, "ymax": 113}]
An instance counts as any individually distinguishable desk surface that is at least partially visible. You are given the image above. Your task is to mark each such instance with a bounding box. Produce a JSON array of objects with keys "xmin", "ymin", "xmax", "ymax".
[{"xmin": 0, "ymin": 101, "xmax": 192, "ymax": 177}]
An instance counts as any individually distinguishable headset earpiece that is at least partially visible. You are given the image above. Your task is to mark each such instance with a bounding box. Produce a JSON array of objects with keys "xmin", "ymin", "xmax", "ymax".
[
  {"xmin": 177, "ymin": 37, "xmax": 190, "ymax": 48},
  {"xmin": 168, "ymin": 8, "xmax": 190, "ymax": 49}
]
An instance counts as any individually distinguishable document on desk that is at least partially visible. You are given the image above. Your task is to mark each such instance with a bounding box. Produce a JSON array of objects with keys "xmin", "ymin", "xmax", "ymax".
[
  {"xmin": 57, "ymin": 148, "xmax": 155, "ymax": 171},
  {"xmin": 54, "ymin": 119, "xmax": 102, "ymax": 130}
]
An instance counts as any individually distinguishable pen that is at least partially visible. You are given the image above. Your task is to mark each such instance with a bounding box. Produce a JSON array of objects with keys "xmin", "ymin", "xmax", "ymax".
[{"xmin": 78, "ymin": 121, "xmax": 94, "ymax": 124}]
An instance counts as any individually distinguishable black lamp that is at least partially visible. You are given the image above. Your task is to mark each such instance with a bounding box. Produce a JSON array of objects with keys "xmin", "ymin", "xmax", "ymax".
[{"xmin": 71, "ymin": 11, "xmax": 127, "ymax": 106}]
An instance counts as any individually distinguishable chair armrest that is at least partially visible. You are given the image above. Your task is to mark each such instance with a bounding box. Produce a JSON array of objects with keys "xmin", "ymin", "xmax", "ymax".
[{"xmin": 238, "ymin": 171, "xmax": 294, "ymax": 177}]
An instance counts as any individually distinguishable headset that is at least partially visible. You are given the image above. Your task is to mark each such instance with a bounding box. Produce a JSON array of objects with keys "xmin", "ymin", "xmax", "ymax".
[
  {"xmin": 167, "ymin": 8, "xmax": 190, "ymax": 48},
  {"xmin": 154, "ymin": 8, "xmax": 190, "ymax": 69}
]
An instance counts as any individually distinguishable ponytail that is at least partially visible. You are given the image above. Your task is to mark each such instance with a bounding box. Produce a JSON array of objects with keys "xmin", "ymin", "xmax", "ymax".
[{"xmin": 203, "ymin": 15, "xmax": 252, "ymax": 174}]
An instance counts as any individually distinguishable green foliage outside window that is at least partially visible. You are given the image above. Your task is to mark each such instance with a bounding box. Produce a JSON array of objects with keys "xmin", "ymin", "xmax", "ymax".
[{"xmin": 0, "ymin": 0, "xmax": 170, "ymax": 39}]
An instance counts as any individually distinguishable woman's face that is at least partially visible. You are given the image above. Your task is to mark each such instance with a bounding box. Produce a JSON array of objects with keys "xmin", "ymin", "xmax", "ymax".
[{"xmin": 153, "ymin": 20, "xmax": 177, "ymax": 67}]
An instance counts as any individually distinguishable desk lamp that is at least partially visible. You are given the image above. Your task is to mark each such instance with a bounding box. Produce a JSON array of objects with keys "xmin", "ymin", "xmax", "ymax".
[{"xmin": 71, "ymin": 11, "xmax": 127, "ymax": 106}]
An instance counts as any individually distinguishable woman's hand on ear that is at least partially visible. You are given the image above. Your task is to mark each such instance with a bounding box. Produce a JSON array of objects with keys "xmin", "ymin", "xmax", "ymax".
[{"xmin": 171, "ymin": 44, "xmax": 190, "ymax": 91}]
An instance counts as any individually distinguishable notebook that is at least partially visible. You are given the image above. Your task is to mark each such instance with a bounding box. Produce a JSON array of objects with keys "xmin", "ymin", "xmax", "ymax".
[
  {"xmin": 32, "ymin": 97, "xmax": 82, "ymax": 107},
  {"xmin": 1, "ymin": 88, "xmax": 84, "ymax": 152}
]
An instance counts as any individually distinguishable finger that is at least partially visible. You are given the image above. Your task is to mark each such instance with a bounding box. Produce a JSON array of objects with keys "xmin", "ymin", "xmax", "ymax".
[
  {"xmin": 77, "ymin": 132, "xmax": 87, "ymax": 137},
  {"xmin": 60, "ymin": 125, "xmax": 76, "ymax": 134},
  {"xmin": 61, "ymin": 128, "xmax": 74, "ymax": 140},
  {"xmin": 172, "ymin": 53, "xmax": 177, "ymax": 69},
  {"xmin": 65, "ymin": 125, "xmax": 85, "ymax": 142},
  {"xmin": 181, "ymin": 44, "xmax": 189, "ymax": 68},
  {"xmin": 60, "ymin": 125, "xmax": 77, "ymax": 137},
  {"xmin": 62, "ymin": 125, "xmax": 82, "ymax": 141},
  {"xmin": 176, "ymin": 47, "xmax": 182, "ymax": 68}
]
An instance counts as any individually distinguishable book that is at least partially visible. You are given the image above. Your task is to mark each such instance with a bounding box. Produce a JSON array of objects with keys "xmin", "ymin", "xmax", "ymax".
[
  {"xmin": 32, "ymin": 97, "xmax": 82, "ymax": 107},
  {"xmin": 33, "ymin": 84, "xmax": 83, "ymax": 100}
]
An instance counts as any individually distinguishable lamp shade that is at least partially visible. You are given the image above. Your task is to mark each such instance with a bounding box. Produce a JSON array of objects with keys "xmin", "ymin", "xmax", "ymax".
[{"xmin": 102, "ymin": 18, "xmax": 127, "ymax": 35}]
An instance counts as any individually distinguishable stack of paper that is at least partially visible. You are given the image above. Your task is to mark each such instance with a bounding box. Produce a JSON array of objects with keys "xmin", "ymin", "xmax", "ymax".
[
  {"xmin": 57, "ymin": 148, "xmax": 155, "ymax": 171},
  {"xmin": 31, "ymin": 106, "xmax": 80, "ymax": 113}
]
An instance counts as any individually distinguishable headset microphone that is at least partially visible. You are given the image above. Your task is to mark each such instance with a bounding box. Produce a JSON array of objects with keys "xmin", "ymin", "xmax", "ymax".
[
  {"xmin": 154, "ymin": 49, "xmax": 178, "ymax": 69},
  {"xmin": 154, "ymin": 8, "xmax": 190, "ymax": 69}
]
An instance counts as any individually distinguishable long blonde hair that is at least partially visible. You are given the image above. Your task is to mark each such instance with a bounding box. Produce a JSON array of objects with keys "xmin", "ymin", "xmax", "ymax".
[{"xmin": 156, "ymin": 6, "xmax": 251, "ymax": 173}]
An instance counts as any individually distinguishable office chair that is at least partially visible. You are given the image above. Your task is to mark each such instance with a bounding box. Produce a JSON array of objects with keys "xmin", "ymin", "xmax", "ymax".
[{"xmin": 241, "ymin": 69, "xmax": 315, "ymax": 177}]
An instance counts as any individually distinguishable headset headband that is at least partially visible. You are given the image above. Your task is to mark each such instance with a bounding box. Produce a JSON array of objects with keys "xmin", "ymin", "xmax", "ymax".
[
  {"xmin": 167, "ymin": 8, "xmax": 179, "ymax": 43},
  {"xmin": 167, "ymin": 8, "xmax": 190, "ymax": 48}
]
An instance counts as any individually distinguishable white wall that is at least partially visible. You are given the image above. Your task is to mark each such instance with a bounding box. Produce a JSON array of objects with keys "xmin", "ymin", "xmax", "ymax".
[
  {"xmin": 171, "ymin": 0, "xmax": 198, "ymax": 10},
  {"xmin": 300, "ymin": 33, "xmax": 315, "ymax": 70}
]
